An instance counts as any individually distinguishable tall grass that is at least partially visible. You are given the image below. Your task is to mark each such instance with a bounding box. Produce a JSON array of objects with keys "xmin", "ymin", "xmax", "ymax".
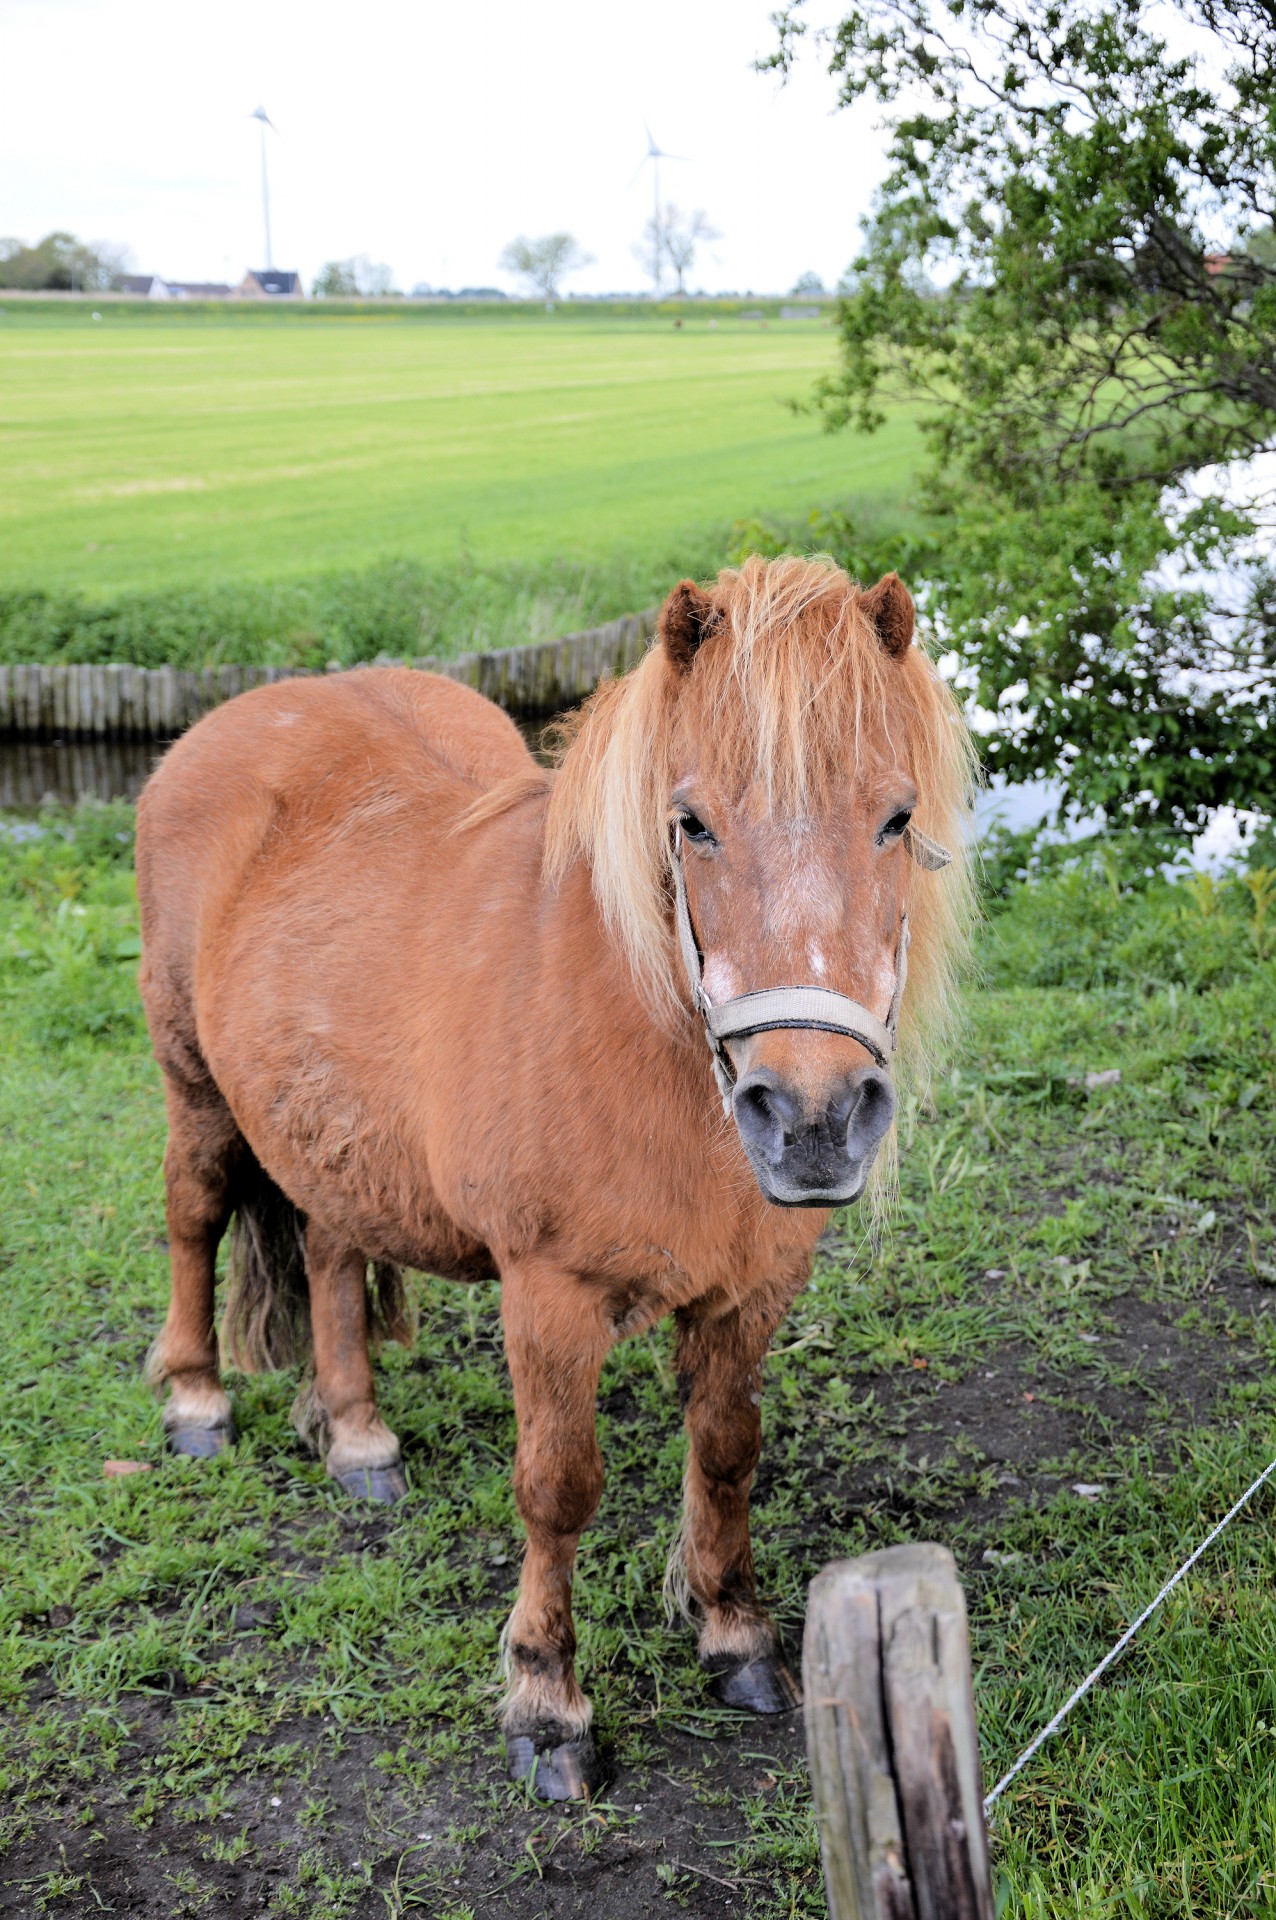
[{"xmin": 0, "ymin": 542, "xmax": 730, "ymax": 671}]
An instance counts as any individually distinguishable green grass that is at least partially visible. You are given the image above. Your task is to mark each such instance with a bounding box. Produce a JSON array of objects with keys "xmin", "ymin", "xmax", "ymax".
[
  {"xmin": 0, "ymin": 305, "xmax": 920, "ymax": 599},
  {"xmin": 0, "ymin": 547, "xmax": 716, "ymax": 672},
  {"xmin": 2, "ymin": 808, "xmax": 1275, "ymax": 1917}
]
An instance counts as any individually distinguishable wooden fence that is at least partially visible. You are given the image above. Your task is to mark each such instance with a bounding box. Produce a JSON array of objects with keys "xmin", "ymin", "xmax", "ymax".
[
  {"xmin": 0, "ymin": 609, "xmax": 659, "ymax": 741},
  {"xmin": 804, "ymin": 1543, "xmax": 995, "ymax": 1920}
]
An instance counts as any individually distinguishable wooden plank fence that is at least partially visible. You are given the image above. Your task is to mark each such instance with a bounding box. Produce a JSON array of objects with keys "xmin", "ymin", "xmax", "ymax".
[{"xmin": 0, "ymin": 609, "xmax": 659, "ymax": 741}]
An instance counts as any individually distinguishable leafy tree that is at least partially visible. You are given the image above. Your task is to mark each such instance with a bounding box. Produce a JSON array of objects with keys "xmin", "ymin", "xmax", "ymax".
[
  {"xmin": 312, "ymin": 260, "xmax": 360, "ymax": 297},
  {"xmin": 791, "ymin": 270, "xmax": 825, "ymax": 295},
  {"xmin": 360, "ymin": 259, "xmax": 398, "ymax": 298},
  {"xmin": 0, "ymin": 232, "xmax": 128, "ymax": 291},
  {"xmin": 771, "ymin": 0, "xmax": 1276, "ymax": 839},
  {"xmin": 499, "ymin": 233, "xmax": 593, "ymax": 299},
  {"xmin": 1248, "ymin": 226, "xmax": 1276, "ymax": 272},
  {"xmin": 311, "ymin": 256, "xmax": 397, "ymax": 298},
  {"xmin": 636, "ymin": 205, "xmax": 719, "ymax": 295}
]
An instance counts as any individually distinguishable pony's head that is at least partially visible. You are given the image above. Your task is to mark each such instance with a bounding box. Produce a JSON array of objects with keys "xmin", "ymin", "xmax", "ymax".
[{"xmin": 546, "ymin": 554, "xmax": 976, "ymax": 1208}]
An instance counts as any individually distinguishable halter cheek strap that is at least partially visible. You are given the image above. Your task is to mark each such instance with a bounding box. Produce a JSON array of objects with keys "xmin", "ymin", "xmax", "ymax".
[{"xmin": 670, "ymin": 822, "xmax": 951, "ymax": 1106}]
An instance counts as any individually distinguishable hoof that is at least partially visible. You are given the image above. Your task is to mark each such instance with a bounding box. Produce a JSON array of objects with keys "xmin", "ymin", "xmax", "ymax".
[
  {"xmin": 708, "ymin": 1652, "xmax": 802, "ymax": 1714},
  {"xmin": 166, "ymin": 1421, "xmax": 235, "ymax": 1460},
  {"xmin": 506, "ymin": 1730, "xmax": 605, "ymax": 1802},
  {"xmin": 332, "ymin": 1463, "xmax": 408, "ymax": 1504}
]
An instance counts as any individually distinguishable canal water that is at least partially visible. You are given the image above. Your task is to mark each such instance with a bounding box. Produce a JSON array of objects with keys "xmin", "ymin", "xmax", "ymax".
[
  {"xmin": 0, "ymin": 737, "xmax": 163, "ymax": 810},
  {"xmin": 0, "ymin": 720, "xmax": 562, "ymax": 811}
]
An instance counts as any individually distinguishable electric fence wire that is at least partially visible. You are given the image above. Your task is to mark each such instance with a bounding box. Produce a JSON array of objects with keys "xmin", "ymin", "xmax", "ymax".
[{"xmin": 983, "ymin": 1449, "xmax": 1276, "ymax": 1813}]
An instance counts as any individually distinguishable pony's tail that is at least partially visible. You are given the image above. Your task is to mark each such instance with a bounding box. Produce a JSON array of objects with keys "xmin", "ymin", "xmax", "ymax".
[
  {"xmin": 219, "ymin": 1163, "xmax": 415, "ymax": 1375},
  {"xmin": 220, "ymin": 1164, "xmax": 311, "ymax": 1373}
]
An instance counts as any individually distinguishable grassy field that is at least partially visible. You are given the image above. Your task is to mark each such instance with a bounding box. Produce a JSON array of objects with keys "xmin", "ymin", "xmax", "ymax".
[
  {"xmin": 2, "ymin": 806, "xmax": 1275, "ymax": 1918},
  {"xmin": 0, "ymin": 305, "xmax": 919, "ymax": 600}
]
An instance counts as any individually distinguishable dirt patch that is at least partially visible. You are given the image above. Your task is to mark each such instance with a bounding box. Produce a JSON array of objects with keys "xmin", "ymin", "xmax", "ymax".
[{"xmin": 1, "ymin": 1707, "xmax": 804, "ymax": 1919}]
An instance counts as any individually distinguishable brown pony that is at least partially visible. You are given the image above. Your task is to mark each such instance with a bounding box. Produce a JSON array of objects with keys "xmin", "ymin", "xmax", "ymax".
[{"xmin": 137, "ymin": 555, "xmax": 974, "ymax": 1800}]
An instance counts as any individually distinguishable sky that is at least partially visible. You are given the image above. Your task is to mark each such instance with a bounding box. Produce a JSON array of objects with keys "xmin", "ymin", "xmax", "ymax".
[{"xmin": 1, "ymin": 0, "xmax": 890, "ymax": 295}]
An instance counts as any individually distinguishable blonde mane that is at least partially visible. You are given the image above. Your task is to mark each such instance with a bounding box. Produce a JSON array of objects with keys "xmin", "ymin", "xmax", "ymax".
[{"xmin": 544, "ymin": 554, "xmax": 978, "ymax": 1111}]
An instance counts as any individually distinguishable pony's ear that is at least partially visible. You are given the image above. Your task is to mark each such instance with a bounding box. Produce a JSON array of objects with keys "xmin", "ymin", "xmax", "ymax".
[
  {"xmin": 659, "ymin": 580, "xmax": 716, "ymax": 674},
  {"xmin": 860, "ymin": 571, "xmax": 915, "ymax": 656}
]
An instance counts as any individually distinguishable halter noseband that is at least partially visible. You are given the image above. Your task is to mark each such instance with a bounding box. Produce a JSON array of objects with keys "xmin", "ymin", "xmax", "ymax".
[{"xmin": 670, "ymin": 821, "xmax": 952, "ymax": 1106}]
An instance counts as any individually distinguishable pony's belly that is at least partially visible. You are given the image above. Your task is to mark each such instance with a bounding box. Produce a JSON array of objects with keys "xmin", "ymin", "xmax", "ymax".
[
  {"xmin": 272, "ymin": 1154, "xmax": 499, "ymax": 1284},
  {"xmin": 204, "ymin": 1041, "xmax": 498, "ymax": 1283},
  {"xmin": 374, "ymin": 1220, "xmax": 498, "ymax": 1284}
]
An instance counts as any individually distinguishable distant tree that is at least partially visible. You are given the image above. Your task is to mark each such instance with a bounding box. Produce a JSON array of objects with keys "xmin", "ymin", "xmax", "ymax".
[
  {"xmin": 361, "ymin": 259, "xmax": 398, "ymax": 298},
  {"xmin": 312, "ymin": 260, "xmax": 360, "ymax": 298},
  {"xmin": 791, "ymin": 270, "xmax": 824, "ymax": 295},
  {"xmin": 0, "ymin": 232, "xmax": 129, "ymax": 292},
  {"xmin": 636, "ymin": 206, "xmax": 719, "ymax": 295},
  {"xmin": 96, "ymin": 242, "xmax": 135, "ymax": 290},
  {"xmin": 499, "ymin": 233, "xmax": 593, "ymax": 300},
  {"xmin": 311, "ymin": 256, "xmax": 399, "ymax": 299}
]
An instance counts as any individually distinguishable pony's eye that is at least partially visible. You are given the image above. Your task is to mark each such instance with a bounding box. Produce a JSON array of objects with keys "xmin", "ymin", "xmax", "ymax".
[
  {"xmin": 879, "ymin": 809, "xmax": 913, "ymax": 844},
  {"xmin": 678, "ymin": 810, "xmax": 714, "ymax": 845}
]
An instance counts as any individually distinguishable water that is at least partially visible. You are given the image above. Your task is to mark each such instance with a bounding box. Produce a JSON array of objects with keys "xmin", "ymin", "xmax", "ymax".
[
  {"xmin": 0, "ymin": 718, "xmax": 558, "ymax": 810},
  {"xmin": 0, "ymin": 737, "xmax": 165, "ymax": 810}
]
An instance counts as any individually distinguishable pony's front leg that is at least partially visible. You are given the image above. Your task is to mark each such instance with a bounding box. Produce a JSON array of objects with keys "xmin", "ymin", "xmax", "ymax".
[
  {"xmin": 672, "ymin": 1295, "xmax": 802, "ymax": 1714},
  {"xmin": 303, "ymin": 1223, "xmax": 406, "ymax": 1504},
  {"xmin": 500, "ymin": 1268, "xmax": 612, "ymax": 1800}
]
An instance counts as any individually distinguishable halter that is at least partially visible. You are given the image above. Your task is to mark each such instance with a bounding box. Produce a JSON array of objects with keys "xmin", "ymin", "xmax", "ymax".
[{"xmin": 670, "ymin": 821, "xmax": 952, "ymax": 1105}]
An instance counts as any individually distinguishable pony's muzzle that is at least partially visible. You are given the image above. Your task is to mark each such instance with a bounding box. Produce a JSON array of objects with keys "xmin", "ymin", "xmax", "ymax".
[{"xmin": 732, "ymin": 1063, "xmax": 896, "ymax": 1206}]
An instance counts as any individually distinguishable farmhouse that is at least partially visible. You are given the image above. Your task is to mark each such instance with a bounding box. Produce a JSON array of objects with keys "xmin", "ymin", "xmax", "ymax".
[
  {"xmin": 238, "ymin": 268, "xmax": 303, "ymax": 297},
  {"xmin": 114, "ymin": 274, "xmax": 235, "ymax": 299},
  {"xmin": 114, "ymin": 273, "xmax": 169, "ymax": 298}
]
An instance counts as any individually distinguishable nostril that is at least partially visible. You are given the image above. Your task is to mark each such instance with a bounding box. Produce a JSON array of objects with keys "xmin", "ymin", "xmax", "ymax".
[
  {"xmin": 739, "ymin": 1084, "xmax": 785, "ymax": 1137},
  {"xmin": 844, "ymin": 1069, "xmax": 896, "ymax": 1154},
  {"xmin": 733, "ymin": 1074, "xmax": 800, "ymax": 1165}
]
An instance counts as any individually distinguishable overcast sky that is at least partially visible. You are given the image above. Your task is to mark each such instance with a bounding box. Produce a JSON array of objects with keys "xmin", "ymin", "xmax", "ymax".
[{"xmin": 2, "ymin": 0, "xmax": 890, "ymax": 294}]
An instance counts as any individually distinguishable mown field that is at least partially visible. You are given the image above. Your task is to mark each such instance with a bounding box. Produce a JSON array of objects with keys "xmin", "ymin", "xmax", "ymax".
[
  {"xmin": 0, "ymin": 304, "xmax": 922, "ymax": 668},
  {"xmin": 2, "ymin": 806, "xmax": 1275, "ymax": 1919}
]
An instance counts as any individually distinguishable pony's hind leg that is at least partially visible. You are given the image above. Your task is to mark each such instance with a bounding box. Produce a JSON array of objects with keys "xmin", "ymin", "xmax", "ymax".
[
  {"xmin": 499, "ymin": 1264, "xmax": 612, "ymax": 1801},
  {"xmin": 303, "ymin": 1221, "xmax": 407, "ymax": 1504},
  {"xmin": 148, "ymin": 1080, "xmax": 240, "ymax": 1456},
  {"xmin": 670, "ymin": 1291, "xmax": 803, "ymax": 1715}
]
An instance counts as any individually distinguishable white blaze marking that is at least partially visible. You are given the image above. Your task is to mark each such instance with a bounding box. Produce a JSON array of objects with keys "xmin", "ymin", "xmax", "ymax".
[
  {"xmin": 807, "ymin": 943, "xmax": 827, "ymax": 978},
  {"xmin": 702, "ymin": 954, "xmax": 743, "ymax": 1001},
  {"xmin": 767, "ymin": 858, "xmax": 840, "ymax": 936}
]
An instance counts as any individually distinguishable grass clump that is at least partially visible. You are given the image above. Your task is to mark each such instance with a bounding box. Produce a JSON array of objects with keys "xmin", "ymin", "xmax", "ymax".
[{"xmin": 979, "ymin": 832, "xmax": 1276, "ymax": 993}]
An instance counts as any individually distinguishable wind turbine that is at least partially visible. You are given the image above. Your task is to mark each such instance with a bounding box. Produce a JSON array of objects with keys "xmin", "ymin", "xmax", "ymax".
[
  {"xmin": 630, "ymin": 123, "xmax": 687, "ymax": 295},
  {"xmin": 249, "ymin": 106, "xmax": 277, "ymax": 270}
]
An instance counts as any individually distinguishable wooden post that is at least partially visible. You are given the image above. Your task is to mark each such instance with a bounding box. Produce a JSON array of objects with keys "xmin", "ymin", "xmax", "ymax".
[{"xmin": 803, "ymin": 1543, "xmax": 994, "ymax": 1920}]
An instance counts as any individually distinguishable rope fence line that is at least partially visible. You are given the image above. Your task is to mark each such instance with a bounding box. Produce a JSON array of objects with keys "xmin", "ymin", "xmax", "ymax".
[{"xmin": 983, "ymin": 1448, "xmax": 1276, "ymax": 1813}]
